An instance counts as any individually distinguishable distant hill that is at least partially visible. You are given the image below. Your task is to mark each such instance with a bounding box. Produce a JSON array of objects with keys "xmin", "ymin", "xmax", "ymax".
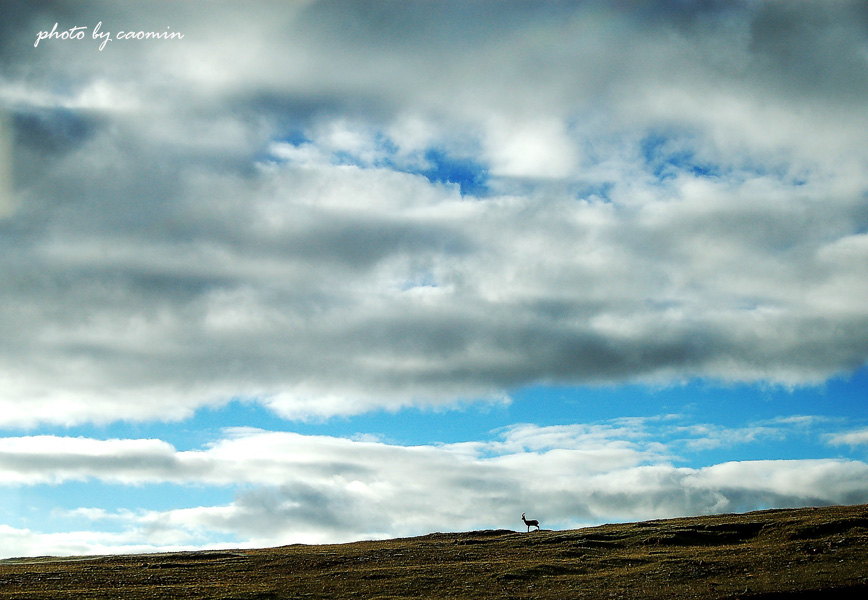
[{"xmin": 2, "ymin": 504, "xmax": 867, "ymax": 599}]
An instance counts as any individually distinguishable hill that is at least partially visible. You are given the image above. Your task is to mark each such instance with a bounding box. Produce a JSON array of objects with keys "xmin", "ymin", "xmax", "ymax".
[{"xmin": 1, "ymin": 504, "xmax": 867, "ymax": 599}]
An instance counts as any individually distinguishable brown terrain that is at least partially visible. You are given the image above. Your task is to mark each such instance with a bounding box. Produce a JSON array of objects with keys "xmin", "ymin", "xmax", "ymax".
[{"xmin": 1, "ymin": 504, "xmax": 867, "ymax": 599}]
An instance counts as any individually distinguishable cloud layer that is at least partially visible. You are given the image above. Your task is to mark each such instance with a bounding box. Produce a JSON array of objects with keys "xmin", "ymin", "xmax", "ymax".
[
  {"xmin": 2, "ymin": 1, "xmax": 867, "ymax": 425},
  {"xmin": 2, "ymin": 420, "xmax": 867, "ymax": 558}
]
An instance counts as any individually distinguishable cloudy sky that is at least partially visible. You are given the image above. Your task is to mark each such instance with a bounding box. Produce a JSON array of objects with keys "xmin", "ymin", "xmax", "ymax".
[{"xmin": 1, "ymin": 0, "xmax": 868, "ymax": 558}]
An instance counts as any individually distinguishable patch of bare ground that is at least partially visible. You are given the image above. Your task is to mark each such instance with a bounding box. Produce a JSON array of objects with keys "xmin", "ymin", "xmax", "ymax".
[{"xmin": 2, "ymin": 504, "xmax": 867, "ymax": 599}]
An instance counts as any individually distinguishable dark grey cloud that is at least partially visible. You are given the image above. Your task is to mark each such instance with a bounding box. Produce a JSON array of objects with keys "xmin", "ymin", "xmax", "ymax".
[{"xmin": 748, "ymin": 1, "xmax": 868, "ymax": 102}]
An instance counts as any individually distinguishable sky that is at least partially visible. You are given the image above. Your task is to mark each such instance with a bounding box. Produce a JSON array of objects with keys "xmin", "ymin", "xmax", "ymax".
[{"xmin": 1, "ymin": 0, "xmax": 868, "ymax": 559}]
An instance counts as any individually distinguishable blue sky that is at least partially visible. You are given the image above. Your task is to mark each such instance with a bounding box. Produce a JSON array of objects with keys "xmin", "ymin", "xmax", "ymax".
[{"xmin": 1, "ymin": 0, "xmax": 868, "ymax": 558}]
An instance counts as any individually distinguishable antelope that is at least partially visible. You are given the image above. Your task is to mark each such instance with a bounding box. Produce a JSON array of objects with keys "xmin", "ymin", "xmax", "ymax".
[{"xmin": 522, "ymin": 512, "xmax": 540, "ymax": 532}]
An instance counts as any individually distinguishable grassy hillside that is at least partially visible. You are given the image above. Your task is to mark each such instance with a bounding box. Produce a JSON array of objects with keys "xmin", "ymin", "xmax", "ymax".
[{"xmin": 2, "ymin": 504, "xmax": 867, "ymax": 599}]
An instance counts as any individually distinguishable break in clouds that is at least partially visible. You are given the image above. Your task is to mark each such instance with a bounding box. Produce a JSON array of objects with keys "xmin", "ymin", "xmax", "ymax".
[{"xmin": 2, "ymin": 0, "xmax": 868, "ymax": 425}]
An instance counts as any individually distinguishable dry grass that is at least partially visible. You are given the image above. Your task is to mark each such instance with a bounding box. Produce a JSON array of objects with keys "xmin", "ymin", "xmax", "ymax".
[{"xmin": 2, "ymin": 504, "xmax": 867, "ymax": 599}]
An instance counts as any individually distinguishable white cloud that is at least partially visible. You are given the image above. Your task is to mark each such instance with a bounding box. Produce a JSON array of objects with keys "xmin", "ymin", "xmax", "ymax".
[
  {"xmin": 2, "ymin": 1, "xmax": 867, "ymax": 425},
  {"xmin": 827, "ymin": 428, "xmax": 868, "ymax": 448},
  {"xmin": 1, "ymin": 421, "xmax": 867, "ymax": 557},
  {"xmin": 0, "ymin": 523, "xmax": 225, "ymax": 560},
  {"xmin": 674, "ymin": 424, "xmax": 783, "ymax": 452},
  {"xmin": 2, "ymin": 127, "xmax": 866, "ymax": 425},
  {"xmin": 483, "ymin": 117, "xmax": 578, "ymax": 179}
]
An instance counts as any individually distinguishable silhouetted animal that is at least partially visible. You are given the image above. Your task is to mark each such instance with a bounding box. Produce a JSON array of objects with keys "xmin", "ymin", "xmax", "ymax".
[{"xmin": 522, "ymin": 512, "xmax": 540, "ymax": 532}]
